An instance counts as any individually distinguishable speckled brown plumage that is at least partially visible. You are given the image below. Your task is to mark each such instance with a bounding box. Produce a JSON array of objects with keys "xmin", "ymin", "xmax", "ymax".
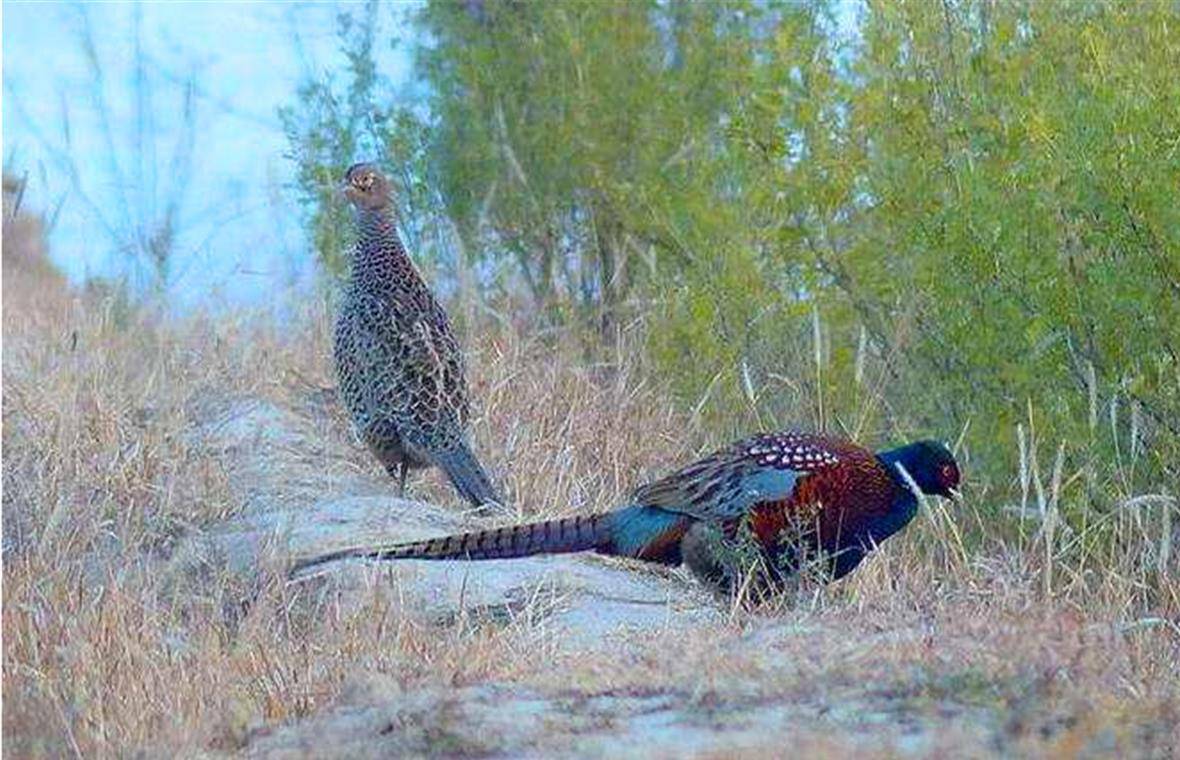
[{"xmin": 334, "ymin": 163, "xmax": 499, "ymax": 507}]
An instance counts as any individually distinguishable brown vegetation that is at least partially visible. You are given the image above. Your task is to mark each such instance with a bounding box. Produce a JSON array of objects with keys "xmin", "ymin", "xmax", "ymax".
[
  {"xmin": 3, "ymin": 174, "xmax": 69, "ymax": 320},
  {"xmin": 2, "ymin": 252, "xmax": 1176, "ymax": 755}
]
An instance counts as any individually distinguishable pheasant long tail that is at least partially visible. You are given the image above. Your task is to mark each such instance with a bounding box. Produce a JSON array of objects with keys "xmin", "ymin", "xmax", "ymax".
[
  {"xmin": 434, "ymin": 442, "xmax": 501, "ymax": 508},
  {"xmin": 291, "ymin": 514, "xmax": 612, "ymax": 576}
]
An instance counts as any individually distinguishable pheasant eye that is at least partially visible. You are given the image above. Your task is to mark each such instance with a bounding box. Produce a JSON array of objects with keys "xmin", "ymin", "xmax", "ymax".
[{"xmin": 940, "ymin": 463, "xmax": 957, "ymax": 485}]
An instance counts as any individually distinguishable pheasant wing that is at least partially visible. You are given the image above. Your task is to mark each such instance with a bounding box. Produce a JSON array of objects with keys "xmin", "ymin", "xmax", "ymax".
[
  {"xmin": 631, "ymin": 431, "xmax": 846, "ymax": 523},
  {"xmin": 364, "ymin": 294, "xmax": 470, "ymax": 448}
]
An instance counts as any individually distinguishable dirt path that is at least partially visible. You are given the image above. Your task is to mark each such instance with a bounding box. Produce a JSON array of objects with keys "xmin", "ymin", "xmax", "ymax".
[{"xmin": 173, "ymin": 398, "xmax": 1175, "ymax": 758}]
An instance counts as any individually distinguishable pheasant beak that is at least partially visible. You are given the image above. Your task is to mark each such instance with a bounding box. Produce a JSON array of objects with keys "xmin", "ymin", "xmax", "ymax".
[{"xmin": 948, "ymin": 487, "xmax": 963, "ymax": 504}]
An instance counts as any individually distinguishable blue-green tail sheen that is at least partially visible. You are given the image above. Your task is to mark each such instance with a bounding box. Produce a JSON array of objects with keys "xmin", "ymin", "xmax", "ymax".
[{"xmin": 289, "ymin": 505, "xmax": 694, "ymax": 575}]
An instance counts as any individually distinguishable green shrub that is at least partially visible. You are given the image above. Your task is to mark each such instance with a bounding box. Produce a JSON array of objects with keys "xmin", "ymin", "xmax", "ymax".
[{"xmin": 284, "ymin": 0, "xmax": 1179, "ymax": 578}]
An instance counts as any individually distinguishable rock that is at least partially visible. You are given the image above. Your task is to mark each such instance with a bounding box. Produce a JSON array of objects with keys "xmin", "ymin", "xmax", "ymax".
[{"xmin": 168, "ymin": 397, "xmax": 718, "ymax": 649}]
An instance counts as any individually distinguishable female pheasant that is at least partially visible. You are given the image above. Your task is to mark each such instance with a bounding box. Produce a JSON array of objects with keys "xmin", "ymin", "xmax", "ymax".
[
  {"xmin": 294, "ymin": 431, "xmax": 960, "ymax": 586},
  {"xmin": 334, "ymin": 163, "xmax": 500, "ymax": 507}
]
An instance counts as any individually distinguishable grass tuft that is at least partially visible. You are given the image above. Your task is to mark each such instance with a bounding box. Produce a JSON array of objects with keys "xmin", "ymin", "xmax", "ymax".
[{"xmin": 3, "ymin": 268, "xmax": 1177, "ymax": 755}]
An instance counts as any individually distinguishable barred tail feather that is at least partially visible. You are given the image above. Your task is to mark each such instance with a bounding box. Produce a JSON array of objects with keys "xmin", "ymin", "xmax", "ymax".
[
  {"xmin": 290, "ymin": 514, "xmax": 611, "ymax": 576},
  {"xmin": 379, "ymin": 514, "xmax": 610, "ymax": 560},
  {"xmin": 288, "ymin": 506, "xmax": 697, "ymax": 577},
  {"xmin": 434, "ymin": 442, "xmax": 501, "ymax": 507}
]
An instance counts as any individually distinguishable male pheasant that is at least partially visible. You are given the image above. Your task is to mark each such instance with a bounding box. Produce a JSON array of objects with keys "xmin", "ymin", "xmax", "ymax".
[
  {"xmin": 294, "ymin": 431, "xmax": 960, "ymax": 586},
  {"xmin": 334, "ymin": 162, "xmax": 500, "ymax": 507}
]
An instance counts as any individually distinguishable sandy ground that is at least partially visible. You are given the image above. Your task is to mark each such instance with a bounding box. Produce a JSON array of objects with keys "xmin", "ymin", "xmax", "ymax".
[{"xmin": 165, "ymin": 397, "xmax": 1179, "ymax": 759}]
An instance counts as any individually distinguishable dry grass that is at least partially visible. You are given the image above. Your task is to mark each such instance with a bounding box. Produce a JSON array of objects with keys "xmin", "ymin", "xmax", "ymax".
[
  {"xmin": 0, "ymin": 271, "xmax": 694, "ymax": 754},
  {"xmin": 3, "ymin": 259, "xmax": 1178, "ymax": 756},
  {"xmin": 3, "ymin": 177, "xmax": 69, "ymax": 326}
]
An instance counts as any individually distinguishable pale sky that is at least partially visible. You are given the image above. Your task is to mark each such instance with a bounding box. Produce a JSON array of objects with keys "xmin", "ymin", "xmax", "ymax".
[
  {"xmin": 3, "ymin": 1, "xmax": 416, "ymax": 309},
  {"xmin": 3, "ymin": 1, "xmax": 863, "ymax": 310}
]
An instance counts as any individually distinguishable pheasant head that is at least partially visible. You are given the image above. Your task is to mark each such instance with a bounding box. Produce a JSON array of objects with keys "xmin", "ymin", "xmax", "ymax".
[
  {"xmin": 879, "ymin": 439, "xmax": 961, "ymax": 499},
  {"xmin": 342, "ymin": 162, "xmax": 392, "ymax": 212}
]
